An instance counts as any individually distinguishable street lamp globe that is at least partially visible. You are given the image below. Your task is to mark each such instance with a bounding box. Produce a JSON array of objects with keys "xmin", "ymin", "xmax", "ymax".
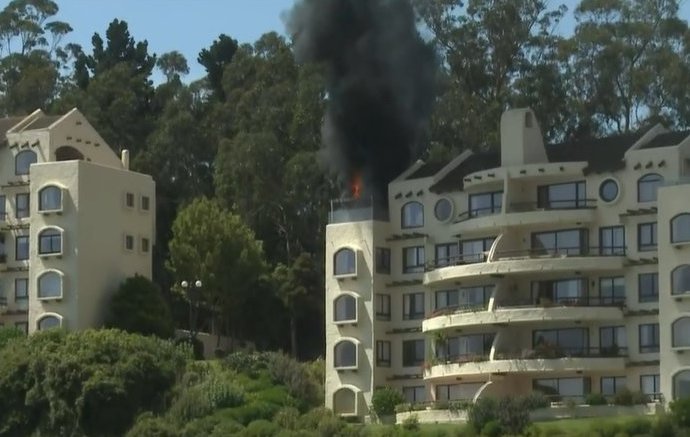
[
  {"xmin": 195, "ymin": 280, "xmax": 202, "ymax": 288},
  {"xmin": 181, "ymin": 280, "xmax": 189, "ymax": 288}
]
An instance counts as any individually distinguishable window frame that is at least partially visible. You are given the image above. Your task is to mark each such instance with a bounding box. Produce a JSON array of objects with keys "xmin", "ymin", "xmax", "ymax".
[
  {"xmin": 375, "ymin": 294, "xmax": 391, "ymax": 321},
  {"xmin": 599, "ymin": 226, "xmax": 626, "ymax": 256},
  {"xmin": 402, "ymin": 386, "xmax": 426, "ymax": 403},
  {"xmin": 637, "ymin": 173, "xmax": 663, "ymax": 203},
  {"xmin": 640, "ymin": 374, "xmax": 660, "ymax": 396},
  {"xmin": 402, "ymin": 339, "xmax": 425, "ymax": 367},
  {"xmin": 37, "ymin": 270, "xmax": 63, "ymax": 300},
  {"xmin": 598, "ymin": 276, "xmax": 626, "ymax": 305},
  {"xmin": 376, "ymin": 340, "xmax": 391, "ymax": 367},
  {"xmin": 672, "ymin": 265, "xmax": 690, "ymax": 295},
  {"xmin": 671, "ymin": 213, "xmax": 690, "ymax": 244},
  {"xmin": 0, "ymin": 194, "xmax": 6, "ymax": 221},
  {"xmin": 638, "ymin": 272, "xmax": 659, "ymax": 303},
  {"xmin": 15, "ymin": 150, "xmax": 37, "ymax": 176},
  {"xmin": 600, "ymin": 376, "xmax": 626, "ymax": 396},
  {"xmin": 14, "ymin": 278, "xmax": 28, "ymax": 300},
  {"xmin": 334, "ymin": 340, "xmax": 358, "ymax": 370},
  {"xmin": 638, "ymin": 323, "xmax": 660, "ymax": 353},
  {"xmin": 333, "ymin": 248, "xmax": 356, "ymax": 277},
  {"xmin": 140, "ymin": 195, "xmax": 150, "ymax": 211},
  {"xmin": 333, "ymin": 294, "xmax": 357, "ymax": 324},
  {"xmin": 468, "ymin": 191, "xmax": 503, "ymax": 217},
  {"xmin": 672, "ymin": 317, "xmax": 690, "ymax": 348},
  {"xmin": 402, "ymin": 246, "xmax": 425, "ymax": 273},
  {"xmin": 140, "ymin": 237, "xmax": 150, "ymax": 253},
  {"xmin": 15, "ymin": 235, "xmax": 29, "ymax": 261},
  {"xmin": 401, "ymin": 201, "xmax": 424, "ymax": 229},
  {"xmin": 37, "ymin": 313, "xmax": 62, "ymax": 331},
  {"xmin": 402, "ymin": 292, "xmax": 425, "ymax": 320},
  {"xmin": 38, "ymin": 227, "xmax": 62, "ymax": 256},
  {"xmin": 125, "ymin": 192, "xmax": 135, "ymax": 208},
  {"xmin": 637, "ymin": 222, "xmax": 657, "ymax": 252},
  {"xmin": 15, "ymin": 193, "xmax": 29, "ymax": 219},
  {"xmin": 375, "ymin": 247, "xmax": 391, "ymax": 274},
  {"xmin": 38, "ymin": 185, "xmax": 63, "ymax": 212},
  {"xmin": 537, "ymin": 181, "xmax": 587, "ymax": 209},
  {"xmin": 531, "ymin": 228, "xmax": 588, "ymax": 256}
]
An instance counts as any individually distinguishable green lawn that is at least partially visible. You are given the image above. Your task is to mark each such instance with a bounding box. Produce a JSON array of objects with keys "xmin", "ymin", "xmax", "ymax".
[{"xmin": 533, "ymin": 415, "xmax": 652, "ymax": 433}]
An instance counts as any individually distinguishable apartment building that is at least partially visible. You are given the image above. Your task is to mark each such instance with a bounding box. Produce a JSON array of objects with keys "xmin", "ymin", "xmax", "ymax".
[
  {"xmin": 0, "ymin": 108, "xmax": 155, "ymax": 334},
  {"xmin": 324, "ymin": 107, "xmax": 690, "ymax": 418}
]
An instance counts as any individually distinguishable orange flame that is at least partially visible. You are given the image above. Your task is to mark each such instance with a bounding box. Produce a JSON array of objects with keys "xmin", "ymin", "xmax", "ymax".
[{"xmin": 351, "ymin": 171, "xmax": 363, "ymax": 200}]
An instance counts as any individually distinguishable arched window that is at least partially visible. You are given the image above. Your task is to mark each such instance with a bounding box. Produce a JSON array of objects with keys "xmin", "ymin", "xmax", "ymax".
[
  {"xmin": 402, "ymin": 201, "xmax": 424, "ymax": 229},
  {"xmin": 15, "ymin": 150, "xmax": 37, "ymax": 175},
  {"xmin": 637, "ymin": 174, "xmax": 663, "ymax": 203},
  {"xmin": 38, "ymin": 271, "xmax": 62, "ymax": 299},
  {"xmin": 39, "ymin": 186, "xmax": 62, "ymax": 211},
  {"xmin": 334, "ymin": 248, "xmax": 356, "ymax": 276},
  {"xmin": 38, "ymin": 228, "xmax": 62, "ymax": 255},
  {"xmin": 333, "ymin": 388, "xmax": 357, "ymax": 415},
  {"xmin": 673, "ymin": 265, "xmax": 690, "ymax": 295},
  {"xmin": 674, "ymin": 370, "xmax": 690, "ymax": 400},
  {"xmin": 55, "ymin": 146, "xmax": 84, "ymax": 161},
  {"xmin": 334, "ymin": 340, "xmax": 357, "ymax": 368},
  {"xmin": 671, "ymin": 214, "xmax": 690, "ymax": 243},
  {"xmin": 334, "ymin": 295, "xmax": 357, "ymax": 323},
  {"xmin": 673, "ymin": 318, "xmax": 690, "ymax": 348},
  {"xmin": 37, "ymin": 314, "xmax": 61, "ymax": 330}
]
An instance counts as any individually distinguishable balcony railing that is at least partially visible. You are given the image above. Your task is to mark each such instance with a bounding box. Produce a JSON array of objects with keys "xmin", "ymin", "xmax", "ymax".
[
  {"xmin": 428, "ymin": 304, "xmax": 488, "ymax": 318},
  {"xmin": 328, "ymin": 197, "xmax": 389, "ymax": 224},
  {"xmin": 434, "ymin": 353, "xmax": 490, "ymax": 364},
  {"xmin": 455, "ymin": 206, "xmax": 502, "ymax": 223},
  {"xmin": 508, "ymin": 199, "xmax": 597, "ymax": 212},
  {"xmin": 495, "ymin": 296, "xmax": 626, "ymax": 309},
  {"xmin": 495, "ymin": 346, "xmax": 628, "ymax": 360},
  {"xmin": 495, "ymin": 246, "xmax": 626, "ymax": 259},
  {"xmin": 426, "ymin": 253, "xmax": 487, "ymax": 271}
]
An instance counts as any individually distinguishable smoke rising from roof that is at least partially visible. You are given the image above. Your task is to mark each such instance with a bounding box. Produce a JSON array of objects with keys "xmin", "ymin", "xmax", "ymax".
[{"xmin": 288, "ymin": 0, "xmax": 436, "ymax": 200}]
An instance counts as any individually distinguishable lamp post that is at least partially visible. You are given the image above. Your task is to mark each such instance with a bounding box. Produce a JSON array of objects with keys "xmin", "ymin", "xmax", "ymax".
[{"xmin": 181, "ymin": 279, "xmax": 202, "ymax": 343}]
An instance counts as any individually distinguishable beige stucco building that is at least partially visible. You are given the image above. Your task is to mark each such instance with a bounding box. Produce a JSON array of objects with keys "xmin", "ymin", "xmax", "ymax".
[
  {"xmin": 0, "ymin": 109, "xmax": 155, "ymax": 334},
  {"xmin": 325, "ymin": 107, "xmax": 690, "ymax": 418}
]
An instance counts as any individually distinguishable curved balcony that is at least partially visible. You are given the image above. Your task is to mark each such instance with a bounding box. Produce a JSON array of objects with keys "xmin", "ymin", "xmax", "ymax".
[
  {"xmin": 452, "ymin": 201, "xmax": 597, "ymax": 234},
  {"xmin": 424, "ymin": 347, "xmax": 627, "ymax": 380},
  {"xmin": 424, "ymin": 247, "xmax": 626, "ymax": 286},
  {"xmin": 423, "ymin": 298, "xmax": 625, "ymax": 332}
]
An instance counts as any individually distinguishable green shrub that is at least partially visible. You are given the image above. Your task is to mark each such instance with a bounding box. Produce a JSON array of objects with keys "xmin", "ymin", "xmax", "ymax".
[
  {"xmin": 168, "ymin": 386, "xmax": 214, "ymax": 422},
  {"xmin": 317, "ymin": 415, "xmax": 345, "ymax": 437},
  {"xmin": 449, "ymin": 400, "xmax": 472, "ymax": 412},
  {"xmin": 299, "ymin": 407, "xmax": 334, "ymax": 430},
  {"xmin": 225, "ymin": 352, "xmax": 269, "ymax": 376},
  {"xmin": 653, "ymin": 413, "xmax": 678, "ymax": 437},
  {"xmin": 0, "ymin": 327, "xmax": 23, "ymax": 350},
  {"xmin": 588, "ymin": 420, "xmax": 622, "ymax": 437},
  {"xmin": 468, "ymin": 397, "xmax": 498, "ymax": 433},
  {"xmin": 497, "ymin": 396, "xmax": 531, "ymax": 435},
  {"xmin": 520, "ymin": 392, "xmax": 550, "ymax": 410},
  {"xmin": 274, "ymin": 407, "xmax": 301, "ymax": 430},
  {"xmin": 371, "ymin": 387, "xmax": 405, "ymax": 418},
  {"xmin": 621, "ymin": 416, "xmax": 652, "ymax": 435},
  {"xmin": 126, "ymin": 412, "xmax": 180, "ymax": 437},
  {"xmin": 480, "ymin": 420, "xmax": 502, "ymax": 437},
  {"xmin": 210, "ymin": 420, "xmax": 245, "ymax": 436},
  {"xmin": 613, "ymin": 389, "xmax": 634, "ymax": 406},
  {"xmin": 670, "ymin": 397, "xmax": 690, "ymax": 429},
  {"xmin": 203, "ymin": 375, "xmax": 245, "ymax": 409},
  {"xmin": 240, "ymin": 419, "xmax": 280, "ymax": 437},
  {"xmin": 227, "ymin": 401, "xmax": 281, "ymax": 425},
  {"xmin": 265, "ymin": 353, "xmax": 321, "ymax": 410},
  {"xmin": 585, "ymin": 392, "xmax": 608, "ymax": 406},
  {"xmin": 402, "ymin": 414, "xmax": 420, "ymax": 431},
  {"xmin": 630, "ymin": 391, "xmax": 650, "ymax": 405}
]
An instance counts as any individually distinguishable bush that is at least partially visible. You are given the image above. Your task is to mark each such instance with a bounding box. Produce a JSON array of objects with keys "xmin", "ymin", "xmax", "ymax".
[
  {"xmin": 621, "ymin": 416, "xmax": 652, "ymax": 435},
  {"xmin": 274, "ymin": 407, "xmax": 301, "ymax": 430},
  {"xmin": 227, "ymin": 401, "xmax": 281, "ymax": 425},
  {"xmin": 585, "ymin": 392, "xmax": 608, "ymax": 406},
  {"xmin": 653, "ymin": 413, "xmax": 678, "ymax": 437},
  {"xmin": 265, "ymin": 352, "xmax": 321, "ymax": 410},
  {"xmin": 0, "ymin": 327, "xmax": 23, "ymax": 350},
  {"xmin": 371, "ymin": 387, "xmax": 405, "ymax": 418},
  {"xmin": 468, "ymin": 397, "xmax": 498, "ymax": 433},
  {"xmin": 202, "ymin": 375, "xmax": 245, "ymax": 409},
  {"xmin": 402, "ymin": 414, "xmax": 420, "ymax": 431},
  {"xmin": 497, "ymin": 396, "xmax": 531, "ymax": 435},
  {"xmin": 240, "ymin": 419, "xmax": 280, "ymax": 437},
  {"xmin": 317, "ymin": 415, "xmax": 346, "ymax": 437},
  {"xmin": 613, "ymin": 389, "xmax": 634, "ymax": 406},
  {"xmin": 670, "ymin": 397, "xmax": 690, "ymax": 429},
  {"xmin": 588, "ymin": 420, "xmax": 622, "ymax": 437},
  {"xmin": 520, "ymin": 392, "xmax": 550, "ymax": 410},
  {"xmin": 481, "ymin": 420, "xmax": 502, "ymax": 437},
  {"xmin": 126, "ymin": 412, "xmax": 180, "ymax": 437},
  {"xmin": 168, "ymin": 387, "xmax": 214, "ymax": 422},
  {"xmin": 299, "ymin": 407, "xmax": 334, "ymax": 430},
  {"xmin": 225, "ymin": 352, "xmax": 269, "ymax": 376}
]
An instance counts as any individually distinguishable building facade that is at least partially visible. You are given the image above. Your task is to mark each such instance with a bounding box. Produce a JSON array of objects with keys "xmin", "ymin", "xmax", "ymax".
[
  {"xmin": 325, "ymin": 108, "xmax": 690, "ymax": 418},
  {"xmin": 0, "ymin": 109, "xmax": 155, "ymax": 334}
]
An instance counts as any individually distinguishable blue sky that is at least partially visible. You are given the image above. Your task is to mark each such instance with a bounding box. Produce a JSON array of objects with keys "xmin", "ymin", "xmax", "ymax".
[{"xmin": 15, "ymin": 0, "xmax": 690, "ymax": 83}]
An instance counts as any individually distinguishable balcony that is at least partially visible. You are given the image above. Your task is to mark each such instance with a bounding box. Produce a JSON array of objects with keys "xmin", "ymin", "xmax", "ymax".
[
  {"xmin": 425, "ymin": 347, "xmax": 627, "ymax": 380},
  {"xmin": 424, "ymin": 247, "xmax": 626, "ymax": 286},
  {"xmin": 452, "ymin": 200, "xmax": 597, "ymax": 234},
  {"xmin": 328, "ymin": 197, "xmax": 389, "ymax": 224},
  {"xmin": 423, "ymin": 297, "xmax": 625, "ymax": 332}
]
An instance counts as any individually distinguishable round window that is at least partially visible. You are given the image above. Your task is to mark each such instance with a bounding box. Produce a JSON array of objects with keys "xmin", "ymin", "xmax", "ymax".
[
  {"xmin": 434, "ymin": 198, "xmax": 453, "ymax": 222},
  {"xmin": 599, "ymin": 179, "xmax": 619, "ymax": 202}
]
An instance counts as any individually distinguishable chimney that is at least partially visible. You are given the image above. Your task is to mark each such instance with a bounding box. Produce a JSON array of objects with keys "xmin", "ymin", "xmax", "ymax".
[
  {"xmin": 121, "ymin": 149, "xmax": 130, "ymax": 170},
  {"xmin": 500, "ymin": 108, "xmax": 547, "ymax": 167}
]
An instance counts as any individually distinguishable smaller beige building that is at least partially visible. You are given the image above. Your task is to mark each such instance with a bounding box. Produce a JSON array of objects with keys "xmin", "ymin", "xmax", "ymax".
[{"xmin": 0, "ymin": 109, "xmax": 155, "ymax": 333}]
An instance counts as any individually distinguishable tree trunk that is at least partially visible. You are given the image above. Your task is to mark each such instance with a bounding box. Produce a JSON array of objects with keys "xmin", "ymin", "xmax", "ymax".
[{"xmin": 290, "ymin": 315, "xmax": 298, "ymax": 358}]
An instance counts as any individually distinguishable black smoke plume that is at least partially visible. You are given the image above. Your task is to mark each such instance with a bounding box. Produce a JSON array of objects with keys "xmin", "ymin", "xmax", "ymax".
[{"xmin": 288, "ymin": 0, "xmax": 437, "ymax": 201}]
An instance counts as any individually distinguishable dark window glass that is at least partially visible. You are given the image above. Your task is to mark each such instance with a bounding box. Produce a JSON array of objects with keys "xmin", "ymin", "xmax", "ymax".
[
  {"xmin": 599, "ymin": 277, "xmax": 626, "ymax": 305},
  {"xmin": 14, "ymin": 278, "xmax": 28, "ymax": 300},
  {"xmin": 600, "ymin": 326, "xmax": 627, "ymax": 354},
  {"xmin": 375, "ymin": 247, "xmax": 391, "ymax": 274},
  {"xmin": 39, "ymin": 186, "xmax": 62, "ymax": 211},
  {"xmin": 599, "ymin": 226, "xmax": 625, "ymax": 255},
  {"xmin": 531, "ymin": 278, "xmax": 587, "ymax": 304},
  {"xmin": 640, "ymin": 374, "xmax": 660, "ymax": 396},
  {"xmin": 436, "ymin": 333, "xmax": 494, "ymax": 362},
  {"xmin": 375, "ymin": 294, "xmax": 391, "ymax": 320},
  {"xmin": 671, "ymin": 214, "xmax": 690, "ymax": 243},
  {"xmin": 15, "ymin": 235, "xmax": 28, "ymax": 260},
  {"xmin": 434, "ymin": 198, "xmax": 453, "ymax": 221},
  {"xmin": 537, "ymin": 181, "xmax": 587, "ymax": 209},
  {"xmin": 0, "ymin": 195, "xmax": 6, "ymax": 220},
  {"xmin": 334, "ymin": 248, "xmax": 356, "ymax": 275},
  {"xmin": 599, "ymin": 179, "xmax": 619, "ymax": 202},
  {"xmin": 672, "ymin": 265, "xmax": 690, "ymax": 295},
  {"xmin": 435, "ymin": 242, "xmax": 459, "ymax": 267},
  {"xmin": 16, "ymin": 193, "xmax": 29, "ymax": 219},
  {"xmin": 376, "ymin": 341, "xmax": 391, "ymax": 367},
  {"xmin": 401, "ymin": 202, "xmax": 424, "ymax": 228},
  {"xmin": 638, "ymin": 174, "xmax": 663, "ymax": 202},
  {"xmin": 638, "ymin": 273, "xmax": 659, "ymax": 302},
  {"xmin": 334, "ymin": 295, "xmax": 357, "ymax": 322},
  {"xmin": 402, "ymin": 386, "xmax": 426, "ymax": 403},
  {"xmin": 638, "ymin": 222, "xmax": 657, "ymax": 251},
  {"xmin": 468, "ymin": 191, "xmax": 502, "ymax": 217},
  {"xmin": 39, "ymin": 229, "xmax": 61, "ymax": 254},
  {"xmin": 141, "ymin": 196, "xmax": 150, "ymax": 211},
  {"xmin": 460, "ymin": 237, "xmax": 494, "ymax": 263},
  {"xmin": 403, "ymin": 246, "xmax": 425, "ymax": 273},
  {"xmin": 435, "ymin": 286, "xmax": 490, "ymax": 311},
  {"xmin": 334, "ymin": 341, "xmax": 357, "ymax": 368},
  {"xmin": 403, "ymin": 293, "xmax": 425, "ymax": 320},
  {"xmin": 15, "ymin": 150, "xmax": 37, "ymax": 175},
  {"xmin": 532, "ymin": 229, "xmax": 587, "ymax": 256},
  {"xmin": 125, "ymin": 192, "xmax": 135, "ymax": 207},
  {"xmin": 402, "ymin": 339, "xmax": 425, "ymax": 367},
  {"xmin": 533, "ymin": 328, "xmax": 589, "ymax": 355},
  {"xmin": 601, "ymin": 377, "xmax": 626, "ymax": 396},
  {"xmin": 639, "ymin": 324, "xmax": 660, "ymax": 353},
  {"xmin": 672, "ymin": 317, "xmax": 690, "ymax": 348}
]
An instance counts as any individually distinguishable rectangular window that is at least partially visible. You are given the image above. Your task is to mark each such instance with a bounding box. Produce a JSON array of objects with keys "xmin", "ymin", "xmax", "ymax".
[
  {"xmin": 0, "ymin": 195, "xmax": 5, "ymax": 220},
  {"xmin": 638, "ymin": 273, "xmax": 659, "ymax": 303},
  {"xmin": 533, "ymin": 328, "xmax": 589, "ymax": 355},
  {"xmin": 402, "ymin": 339, "xmax": 425, "ymax": 367},
  {"xmin": 460, "ymin": 237, "xmax": 494, "ymax": 264},
  {"xmin": 403, "ymin": 246, "xmax": 425, "ymax": 273},
  {"xmin": 375, "ymin": 294, "xmax": 391, "ymax": 321},
  {"xmin": 639, "ymin": 324, "xmax": 660, "ymax": 353},
  {"xmin": 531, "ymin": 228, "xmax": 587, "ymax": 256},
  {"xmin": 141, "ymin": 195, "xmax": 150, "ymax": 211},
  {"xmin": 15, "ymin": 193, "xmax": 29, "ymax": 219},
  {"xmin": 435, "ymin": 286, "xmax": 490, "ymax": 312},
  {"xmin": 640, "ymin": 374, "xmax": 660, "ymax": 396},
  {"xmin": 14, "ymin": 278, "xmax": 28, "ymax": 300},
  {"xmin": 0, "ymin": 234, "xmax": 6, "ymax": 262},
  {"xmin": 124, "ymin": 234, "xmax": 134, "ymax": 251},
  {"xmin": 125, "ymin": 192, "xmax": 135, "ymax": 208},
  {"xmin": 468, "ymin": 191, "xmax": 503, "ymax": 217},
  {"xmin": 403, "ymin": 293, "xmax": 425, "ymax": 320},
  {"xmin": 435, "ymin": 242, "xmax": 459, "ymax": 267},
  {"xmin": 638, "ymin": 222, "xmax": 657, "ymax": 251},
  {"xmin": 375, "ymin": 247, "xmax": 391, "ymax": 274},
  {"xmin": 533, "ymin": 377, "xmax": 591, "ymax": 402},
  {"xmin": 15, "ymin": 321, "xmax": 28, "ymax": 335},
  {"xmin": 599, "ymin": 226, "xmax": 626, "ymax": 255},
  {"xmin": 601, "ymin": 376, "xmax": 626, "ymax": 396},
  {"xmin": 376, "ymin": 341, "xmax": 391, "ymax": 367},
  {"xmin": 436, "ymin": 383, "xmax": 484, "ymax": 401},
  {"xmin": 15, "ymin": 235, "xmax": 28, "ymax": 260},
  {"xmin": 531, "ymin": 278, "xmax": 587, "ymax": 304},
  {"xmin": 402, "ymin": 386, "xmax": 426, "ymax": 403},
  {"xmin": 599, "ymin": 326, "xmax": 627, "ymax": 355},
  {"xmin": 537, "ymin": 181, "xmax": 587, "ymax": 209},
  {"xmin": 141, "ymin": 237, "xmax": 150, "ymax": 253},
  {"xmin": 437, "ymin": 333, "xmax": 494, "ymax": 362},
  {"xmin": 599, "ymin": 276, "xmax": 626, "ymax": 305}
]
